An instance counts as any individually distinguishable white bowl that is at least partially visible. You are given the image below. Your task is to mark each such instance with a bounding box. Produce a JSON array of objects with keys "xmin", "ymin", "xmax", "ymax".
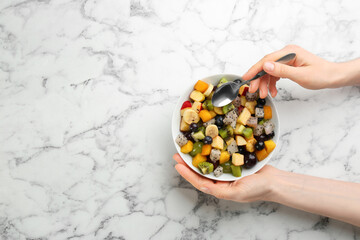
[{"xmin": 172, "ymin": 74, "xmax": 280, "ymax": 181}]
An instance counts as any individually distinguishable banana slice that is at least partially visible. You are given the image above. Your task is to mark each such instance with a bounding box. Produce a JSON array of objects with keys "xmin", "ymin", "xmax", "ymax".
[
  {"xmin": 203, "ymin": 84, "xmax": 214, "ymax": 97},
  {"xmin": 205, "ymin": 124, "xmax": 218, "ymax": 138},
  {"xmin": 183, "ymin": 109, "xmax": 200, "ymax": 124}
]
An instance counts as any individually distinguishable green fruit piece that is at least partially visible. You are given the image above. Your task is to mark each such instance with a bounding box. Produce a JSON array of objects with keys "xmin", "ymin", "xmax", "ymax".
[
  {"xmin": 258, "ymin": 119, "xmax": 265, "ymax": 125},
  {"xmin": 219, "ymin": 128, "xmax": 228, "ymax": 139},
  {"xmin": 221, "ymin": 162, "xmax": 232, "ymax": 173},
  {"xmin": 242, "ymin": 127, "xmax": 253, "ymax": 138},
  {"xmin": 231, "ymin": 165, "xmax": 242, "ymax": 177},
  {"xmin": 198, "ymin": 162, "xmax": 214, "ymax": 174},
  {"xmin": 223, "ymin": 142, "xmax": 227, "ymax": 151},
  {"xmin": 222, "ymin": 103, "xmax": 235, "ymax": 114},
  {"xmin": 202, "ymin": 102, "xmax": 208, "ymax": 110},
  {"xmin": 207, "ymin": 92, "xmax": 214, "ymax": 100},
  {"xmin": 226, "ymin": 125, "xmax": 234, "ymax": 137},
  {"xmin": 205, "ymin": 99, "xmax": 214, "ymax": 111},
  {"xmin": 198, "ymin": 126, "xmax": 205, "ymax": 134},
  {"xmin": 192, "ymin": 131, "xmax": 205, "ymax": 141},
  {"xmin": 189, "ymin": 142, "xmax": 203, "ymax": 157},
  {"xmin": 217, "ymin": 77, "xmax": 228, "ymax": 87}
]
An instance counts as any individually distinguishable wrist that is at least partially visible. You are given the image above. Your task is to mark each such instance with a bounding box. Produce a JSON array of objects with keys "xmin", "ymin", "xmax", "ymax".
[{"xmin": 328, "ymin": 60, "xmax": 360, "ymax": 88}]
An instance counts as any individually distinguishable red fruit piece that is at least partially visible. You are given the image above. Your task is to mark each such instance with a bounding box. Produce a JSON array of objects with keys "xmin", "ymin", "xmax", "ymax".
[
  {"xmin": 238, "ymin": 106, "xmax": 244, "ymax": 113},
  {"xmin": 241, "ymin": 86, "xmax": 249, "ymax": 96},
  {"xmin": 181, "ymin": 101, "xmax": 192, "ymax": 109}
]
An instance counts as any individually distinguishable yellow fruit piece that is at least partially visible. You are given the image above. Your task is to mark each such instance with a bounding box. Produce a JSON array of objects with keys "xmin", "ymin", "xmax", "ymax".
[
  {"xmin": 219, "ymin": 151, "xmax": 230, "ymax": 164},
  {"xmin": 245, "ymin": 138, "xmax": 257, "ymax": 152},
  {"xmin": 213, "ymin": 107, "xmax": 224, "ymax": 115},
  {"xmin": 201, "ymin": 144, "xmax": 212, "ymax": 156},
  {"xmin": 235, "ymin": 135, "xmax": 247, "ymax": 146},
  {"xmin": 232, "ymin": 153, "xmax": 244, "ymax": 166},
  {"xmin": 180, "ymin": 107, "xmax": 191, "ymax": 116},
  {"xmin": 194, "ymin": 80, "xmax": 209, "ymax": 93},
  {"xmin": 203, "ymin": 84, "xmax": 214, "ymax": 97},
  {"xmin": 208, "ymin": 110, "xmax": 217, "ymax": 118},
  {"xmin": 192, "ymin": 153, "xmax": 207, "ymax": 167},
  {"xmin": 240, "ymin": 96, "xmax": 247, "ymax": 106},
  {"xmin": 237, "ymin": 107, "xmax": 251, "ymax": 125},
  {"xmin": 190, "ymin": 90, "xmax": 205, "ymax": 102},
  {"xmin": 245, "ymin": 101, "xmax": 257, "ymax": 114},
  {"xmin": 264, "ymin": 139, "xmax": 276, "ymax": 153},
  {"xmin": 225, "ymin": 137, "xmax": 235, "ymax": 146},
  {"xmin": 256, "ymin": 149, "xmax": 268, "ymax": 161},
  {"xmin": 199, "ymin": 110, "xmax": 214, "ymax": 122},
  {"xmin": 263, "ymin": 105, "xmax": 272, "ymax": 119},
  {"xmin": 211, "ymin": 136, "xmax": 224, "ymax": 149},
  {"xmin": 181, "ymin": 141, "xmax": 193, "ymax": 153},
  {"xmin": 192, "ymin": 101, "xmax": 202, "ymax": 114},
  {"xmin": 239, "ymin": 84, "xmax": 249, "ymax": 95},
  {"xmin": 180, "ymin": 118, "xmax": 190, "ymax": 131}
]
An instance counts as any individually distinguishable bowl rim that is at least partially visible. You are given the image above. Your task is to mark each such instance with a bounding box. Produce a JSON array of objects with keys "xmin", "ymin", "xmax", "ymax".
[{"xmin": 171, "ymin": 73, "xmax": 280, "ymax": 181}]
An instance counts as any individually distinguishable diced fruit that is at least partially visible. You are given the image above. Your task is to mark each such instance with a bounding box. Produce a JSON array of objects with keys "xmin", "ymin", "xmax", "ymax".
[
  {"xmin": 192, "ymin": 101, "xmax": 202, "ymax": 113},
  {"xmin": 247, "ymin": 117, "xmax": 258, "ymax": 128},
  {"xmin": 202, "ymin": 99, "xmax": 214, "ymax": 111},
  {"xmin": 194, "ymin": 80, "xmax": 209, "ymax": 93},
  {"xmin": 255, "ymin": 141, "xmax": 265, "ymax": 151},
  {"xmin": 232, "ymin": 153, "xmax": 244, "ymax": 166},
  {"xmin": 209, "ymin": 110, "xmax": 217, "ymax": 118},
  {"xmin": 234, "ymin": 124, "xmax": 245, "ymax": 135},
  {"xmin": 222, "ymin": 103, "xmax": 234, "ymax": 114},
  {"xmin": 189, "ymin": 142, "xmax": 203, "ymax": 157},
  {"xmin": 203, "ymin": 136, "xmax": 213, "ymax": 145},
  {"xmin": 223, "ymin": 110, "xmax": 238, "ymax": 129},
  {"xmin": 198, "ymin": 162, "xmax": 214, "ymax": 174},
  {"xmin": 190, "ymin": 90, "xmax": 205, "ymax": 102},
  {"xmin": 236, "ymin": 135, "xmax": 247, "ymax": 146},
  {"xmin": 176, "ymin": 133, "xmax": 188, "ymax": 147},
  {"xmin": 203, "ymin": 83, "xmax": 214, "ymax": 97},
  {"xmin": 231, "ymin": 165, "xmax": 242, "ymax": 177},
  {"xmin": 256, "ymin": 148, "xmax": 269, "ymax": 161},
  {"xmin": 225, "ymin": 137, "xmax": 235, "ymax": 146},
  {"xmin": 210, "ymin": 149, "xmax": 221, "ymax": 162},
  {"xmin": 254, "ymin": 125, "xmax": 264, "ymax": 136},
  {"xmin": 180, "ymin": 107, "xmax": 191, "ymax": 116},
  {"xmin": 226, "ymin": 125, "xmax": 234, "ymax": 137},
  {"xmin": 214, "ymin": 107, "xmax": 224, "ymax": 115},
  {"xmin": 184, "ymin": 131, "xmax": 194, "ymax": 141},
  {"xmin": 183, "ymin": 109, "xmax": 200, "ymax": 124},
  {"xmin": 207, "ymin": 92, "xmax": 214, "ymax": 99},
  {"xmin": 220, "ymin": 161, "xmax": 232, "ymax": 173},
  {"xmin": 258, "ymin": 119, "xmax": 265, "ymax": 125},
  {"xmin": 243, "ymin": 153, "xmax": 257, "ymax": 169},
  {"xmin": 264, "ymin": 140, "xmax": 276, "ymax": 153},
  {"xmin": 239, "ymin": 84, "xmax": 249, "ymax": 96},
  {"xmin": 266, "ymin": 132, "xmax": 275, "ymax": 140},
  {"xmin": 205, "ymin": 124, "xmax": 218, "ymax": 138},
  {"xmin": 240, "ymin": 96, "xmax": 247, "ymax": 106},
  {"xmin": 219, "ymin": 151, "xmax": 231, "ymax": 164},
  {"xmin": 238, "ymin": 145, "xmax": 246, "ymax": 154},
  {"xmin": 180, "ymin": 141, "xmax": 193, "ymax": 153},
  {"xmin": 201, "ymin": 144, "xmax": 212, "ymax": 156},
  {"xmin": 198, "ymin": 125, "xmax": 205, "ymax": 134},
  {"xmin": 227, "ymin": 140, "xmax": 238, "ymax": 154},
  {"xmin": 192, "ymin": 131, "xmax": 205, "ymax": 141},
  {"xmin": 263, "ymin": 121, "xmax": 275, "ymax": 135},
  {"xmin": 245, "ymin": 101, "xmax": 257, "ymax": 114},
  {"xmin": 181, "ymin": 101, "xmax": 192, "ymax": 110},
  {"xmin": 192, "ymin": 154, "xmax": 207, "ymax": 167},
  {"xmin": 217, "ymin": 77, "xmax": 228, "ymax": 87},
  {"xmin": 255, "ymin": 107, "xmax": 264, "ymax": 118},
  {"xmin": 237, "ymin": 107, "xmax": 251, "ymax": 125},
  {"xmin": 263, "ymin": 105, "xmax": 272, "ymax": 119},
  {"xmin": 219, "ymin": 128, "xmax": 228, "ymax": 139},
  {"xmin": 199, "ymin": 110, "xmax": 214, "ymax": 123},
  {"xmin": 189, "ymin": 123, "xmax": 198, "ymax": 132},
  {"xmin": 214, "ymin": 166, "xmax": 223, "ymax": 177},
  {"xmin": 215, "ymin": 115, "xmax": 224, "ymax": 127},
  {"xmin": 180, "ymin": 118, "xmax": 190, "ymax": 131},
  {"xmin": 246, "ymin": 91, "xmax": 259, "ymax": 101},
  {"xmin": 203, "ymin": 118, "xmax": 215, "ymax": 127},
  {"xmin": 211, "ymin": 136, "xmax": 224, "ymax": 149},
  {"xmin": 232, "ymin": 96, "xmax": 241, "ymax": 108},
  {"xmin": 245, "ymin": 137, "xmax": 257, "ymax": 152},
  {"xmin": 242, "ymin": 127, "xmax": 253, "ymax": 139},
  {"xmin": 222, "ymin": 142, "xmax": 227, "ymax": 151}
]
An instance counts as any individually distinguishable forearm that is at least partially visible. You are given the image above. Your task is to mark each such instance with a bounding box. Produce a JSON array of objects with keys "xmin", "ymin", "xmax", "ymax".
[
  {"xmin": 332, "ymin": 58, "xmax": 360, "ymax": 87},
  {"xmin": 267, "ymin": 169, "xmax": 360, "ymax": 226}
]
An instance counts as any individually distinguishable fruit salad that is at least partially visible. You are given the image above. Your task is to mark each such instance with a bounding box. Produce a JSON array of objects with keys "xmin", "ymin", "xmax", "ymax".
[{"xmin": 176, "ymin": 78, "xmax": 276, "ymax": 178}]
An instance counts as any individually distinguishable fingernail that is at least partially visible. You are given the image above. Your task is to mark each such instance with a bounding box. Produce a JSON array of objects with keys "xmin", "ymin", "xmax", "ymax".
[
  {"xmin": 200, "ymin": 187, "xmax": 210, "ymax": 194},
  {"xmin": 264, "ymin": 62, "xmax": 274, "ymax": 72}
]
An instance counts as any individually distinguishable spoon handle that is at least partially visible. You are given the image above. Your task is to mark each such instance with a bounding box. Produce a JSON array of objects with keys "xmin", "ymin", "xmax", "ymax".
[{"xmin": 245, "ymin": 53, "xmax": 296, "ymax": 84}]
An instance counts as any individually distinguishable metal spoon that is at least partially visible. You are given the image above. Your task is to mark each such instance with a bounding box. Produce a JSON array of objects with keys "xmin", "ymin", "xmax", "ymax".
[{"xmin": 211, "ymin": 53, "xmax": 296, "ymax": 107}]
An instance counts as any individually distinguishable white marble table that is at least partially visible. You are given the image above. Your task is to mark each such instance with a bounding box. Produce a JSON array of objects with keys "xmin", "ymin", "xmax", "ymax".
[{"xmin": 1, "ymin": 0, "xmax": 360, "ymax": 239}]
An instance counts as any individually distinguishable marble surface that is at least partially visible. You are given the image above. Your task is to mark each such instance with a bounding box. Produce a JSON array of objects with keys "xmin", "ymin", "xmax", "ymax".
[{"xmin": 0, "ymin": 0, "xmax": 360, "ymax": 239}]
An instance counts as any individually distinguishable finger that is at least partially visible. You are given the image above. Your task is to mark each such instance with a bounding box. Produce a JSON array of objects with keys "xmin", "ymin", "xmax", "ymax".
[
  {"xmin": 173, "ymin": 153, "xmax": 187, "ymax": 166},
  {"xmin": 248, "ymin": 78, "xmax": 260, "ymax": 93},
  {"xmin": 259, "ymin": 75, "xmax": 270, "ymax": 98},
  {"xmin": 268, "ymin": 77, "xmax": 278, "ymax": 97},
  {"xmin": 263, "ymin": 61, "xmax": 306, "ymax": 84},
  {"xmin": 175, "ymin": 164, "xmax": 232, "ymax": 199}
]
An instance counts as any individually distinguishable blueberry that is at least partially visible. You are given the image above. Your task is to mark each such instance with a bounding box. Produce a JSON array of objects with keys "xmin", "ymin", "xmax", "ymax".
[
  {"xmin": 255, "ymin": 141, "xmax": 265, "ymax": 151},
  {"xmin": 243, "ymin": 153, "xmax": 257, "ymax": 169},
  {"xmin": 184, "ymin": 131, "xmax": 194, "ymax": 142},
  {"xmin": 265, "ymin": 131, "xmax": 275, "ymax": 140},
  {"xmin": 255, "ymin": 134, "xmax": 267, "ymax": 142},
  {"xmin": 237, "ymin": 146, "xmax": 247, "ymax": 154},
  {"xmin": 215, "ymin": 115, "xmax": 224, "ymax": 127},
  {"xmin": 204, "ymin": 136, "xmax": 213, "ymax": 145},
  {"xmin": 257, "ymin": 117, "xmax": 264, "ymax": 123},
  {"xmin": 257, "ymin": 98, "xmax": 266, "ymax": 106},
  {"xmin": 190, "ymin": 123, "xmax": 198, "ymax": 132}
]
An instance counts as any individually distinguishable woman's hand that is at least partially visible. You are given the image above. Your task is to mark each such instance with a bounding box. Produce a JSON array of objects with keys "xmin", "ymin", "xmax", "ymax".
[
  {"xmin": 173, "ymin": 153, "xmax": 278, "ymax": 202},
  {"xmin": 243, "ymin": 45, "xmax": 344, "ymax": 98}
]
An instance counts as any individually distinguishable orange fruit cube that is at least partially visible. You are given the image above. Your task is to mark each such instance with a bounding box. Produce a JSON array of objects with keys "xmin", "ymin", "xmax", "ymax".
[
  {"xmin": 201, "ymin": 144, "xmax": 212, "ymax": 156},
  {"xmin": 192, "ymin": 153, "xmax": 207, "ymax": 167},
  {"xmin": 194, "ymin": 80, "xmax": 209, "ymax": 93},
  {"xmin": 263, "ymin": 105, "xmax": 272, "ymax": 119}
]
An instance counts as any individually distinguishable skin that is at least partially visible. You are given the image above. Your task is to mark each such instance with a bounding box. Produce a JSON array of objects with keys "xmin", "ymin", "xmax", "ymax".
[{"xmin": 174, "ymin": 45, "xmax": 360, "ymax": 227}]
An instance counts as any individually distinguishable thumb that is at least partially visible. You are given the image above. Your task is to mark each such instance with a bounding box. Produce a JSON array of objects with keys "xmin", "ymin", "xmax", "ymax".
[{"xmin": 263, "ymin": 61, "xmax": 304, "ymax": 82}]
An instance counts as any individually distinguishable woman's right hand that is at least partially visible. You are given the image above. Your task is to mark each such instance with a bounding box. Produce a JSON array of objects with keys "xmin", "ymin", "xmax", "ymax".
[{"xmin": 242, "ymin": 45, "xmax": 344, "ymax": 98}]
